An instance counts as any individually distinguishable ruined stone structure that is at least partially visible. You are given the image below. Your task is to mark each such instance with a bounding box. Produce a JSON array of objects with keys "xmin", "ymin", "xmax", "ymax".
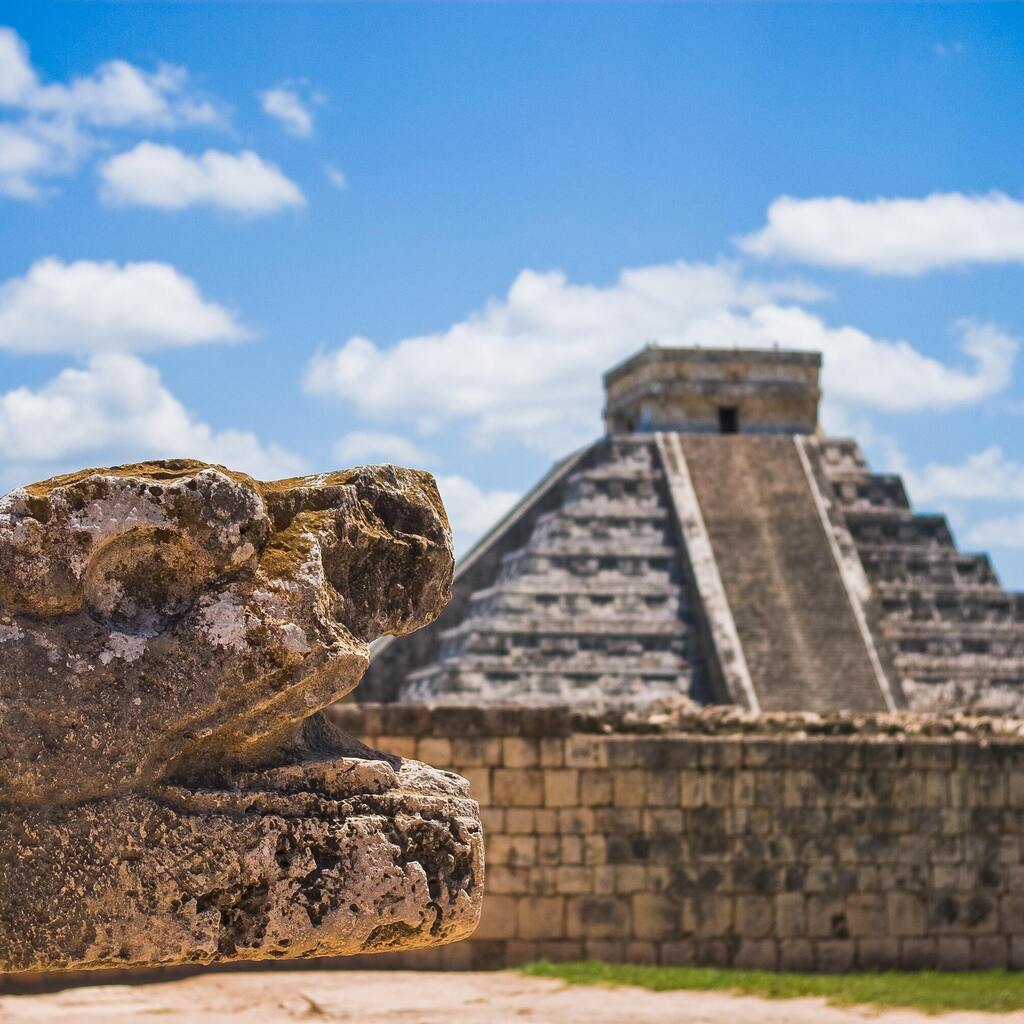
[
  {"xmin": 364, "ymin": 346, "xmax": 1024, "ymax": 713},
  {"xmin": 0, "ymin": 461, "xmax": 482, "ymax": 973},
  {"xmin": 332, "ymin": 702, "xmax": 1024, "ymax": 972}
]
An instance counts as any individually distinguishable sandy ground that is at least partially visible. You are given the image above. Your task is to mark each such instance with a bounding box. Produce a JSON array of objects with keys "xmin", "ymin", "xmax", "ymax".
[{"xmin": 0, "ymin": 970, "xmax": 1020, "ymax": 1024}]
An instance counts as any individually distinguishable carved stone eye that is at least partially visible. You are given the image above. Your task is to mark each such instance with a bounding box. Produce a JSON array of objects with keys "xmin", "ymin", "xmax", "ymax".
[{"xmin": 83, "ymin": 527, "xmax": 209, "ymax": 633}]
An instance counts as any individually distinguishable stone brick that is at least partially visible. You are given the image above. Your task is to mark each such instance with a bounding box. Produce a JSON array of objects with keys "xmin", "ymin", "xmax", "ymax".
[
  {"xmin": 1008, "ymin": 770, "xmax": 1024, "ymax": 808},
  {"xmin": 517, "ymin": 897, "xmax": 565, "ymax": 940},
  {"xmin": 503, "ymin": 737, "xmax": 539, "ymax": 768},
  {"xmin": 607, "ymin": 739, "xmax": 641, "ymax": 768},
  {"xmin": 434, "ymin": 942, "xmax": 475, "ymax": 969},
  {"xmin": 493, "ymin": 768, "xmax": 544, "ymax": 807},
  {"xmin": 504, "ymin": 941, "xmax": 540, "ymax": 966},
  {"xmin": 697, "ymin": 937, "xmax": 738, "ymax": 966},
  {"xmin": 417, "ymin": 737, "xmax": 452, "ymax": 766},
  {"xmin": 816, "ymin": 940, "xmax": 856, "ymax": 973},
  {"xmin": 489, "ymin": 835, "xmax": 537, "ymax": 867},
  {"xmin": 480, "ymin": 807, "xmax": 504, "ymax": 834},
  {"xmin": 660, "ymin": 939, "xmax": 697, "ymax": 966},
  {"xmin": 537, "ymin": 835, "xmax": 561, "ymax": 865},
  {"xmin": 451, "ymin": 736, "xmax": 502, "ymax": 766},
  {"xmin": 534, "ymin": 809, "xmax": 559, "ymax": 834},
  {"xmin": 615, "ymin": 865, "xmax": 647, "ymax": 894},
  {"xmin": 807, "ymin": 895, "xmax": 849, "ymax": 940},
  {"xmin": 595, "ymin": 807, "xmax": 641, "ymax": 834},
  {"xmin": 973, "ymin": 935, "xmax": 1008, "ymax": 968},
  {"xmin": 705, "ymin": 773, "xmax": 733, "ymax": 808},
  {"xmin": 536, "ymin": 940, "xmax": 584, "ymax": 962},
  {"xmin": 488, "ymin": 866, "xmax": 530, "ymax": 895},
  {"xmin": 678, "ymin": 770, "xmax": 705, "ymax": 808},
  {"xmin": 579, "ymin": 770, "xmax": 613, "ymax": 806},
  {"xmin": 585, "ymin": 940, "xmax": 625, "ymax": 962},
  {"xmin": 884, "ymin": 897, "xmax": 925, "ymax": 937},
  {"xmin": 682, "ymin": 895, "xmax": 733, "ymax": 938},
  {"xmin": 735, "ymin": 896, "xmax": 774, "ymax": 939},
  {"xmin": 936, "ymin": 937, "xmax": 972, "ymax": 970},
  {"xmin": 632, "ymin": 893, "xmax": 678, "ymax": 941},
  {"xmin": 583, "ymin": 834, "xmax": 607, "ymax": 865},
  {"xmin": 741, "ymin": 740, "xmax": 777, "ymax": 769},
  {"xmin": 505, "ymin": 808, "xmax": 534, "ymax": 834},
  {"xmin": 732, "ymin": 770, "xmax": 757, "ymax": 807},
  {"xmin": 645, "ymin": 770, "xmax": 679, "ymax": 806},
  {"xmin": 698, "ymin": 738, "xmax": 743, "ymax": 770},
  {"xmin": 539, "ymin": 738, "xmax": 565, "ymax": 767},
  {"xmin": 755, "ymin": 770, "xmax": 784, "ymax": 807},
  {"xmin": 900, "ymin": 938, "xmax": 937, "ymax": 969},
  {"xmin": 643, "ymin": 808, "xmax": 683, "ymax": 833},
  {"xmin": 559, "ymin": 808, "xmax": 595, "ymax": 833},
  {"xmin": 624, "ymin": 941, "xmax": 658, "ymax": 964},
  {"xmin": 846, "ymin": 893, "xmax": 887, "ymax": 937},
  {"xmin": 529, "ymin": 867, "xmax": 559, "ymax": 896},
  {"xmin": 613, "ymin": 769, "xmax": 647, "ymax": 807},
  {"xmin": 1002, "ymin": 895, "xmax": 1024, "ymax": 933},
  {"xmin": 461, "ymin": 767, "xmax": 490, "ymax": 805},
  {"xmin": 556, "ymin": 866, "xmax": 592, "ymax": 894},
  {"xmin": 734, "ymin": 939, "xmax": 778, "ymax": 970},
  {"xmin": 857, "ymin": 938, "xmax": 901, "ymax": 969},
  {"xmin": 565, "ymin": 736, "xmax": 608, "ymax": 769},
  {"xmin": 778, "ymin": 939, "xmax": 815, "ymax": 971},
  {"xmin": 545, "ymin": 769, "xmax": 579, "ymax": 807},
  {"xmin": 376, "ymin": 735, "xmax": 417, "ymax": 760},
  {"xmin": 560, "ymin": 835, "xmax": 583, "ymax": 865},
  {"xmin": 566, "ymin": 896, "xmax": 630, "ymax": 939},
  {"xmin": 474, "ymin": 894, "xmax": 518, "ymax": 941},
  {"xmin": 775, "ymin": 893, "xmax": 805, "ymax": 938}
]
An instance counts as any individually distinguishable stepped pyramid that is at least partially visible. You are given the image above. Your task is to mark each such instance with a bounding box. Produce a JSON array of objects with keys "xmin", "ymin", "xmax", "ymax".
[{"xmin": 364, "ymin": 346, "xmax": 1024, "ymax": 713}]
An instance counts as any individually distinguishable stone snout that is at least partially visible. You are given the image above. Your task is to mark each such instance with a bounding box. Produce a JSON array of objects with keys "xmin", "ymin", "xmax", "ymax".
[{"xmin": 0, "ymin": 460, "xmax": 483, "ymax": 973}]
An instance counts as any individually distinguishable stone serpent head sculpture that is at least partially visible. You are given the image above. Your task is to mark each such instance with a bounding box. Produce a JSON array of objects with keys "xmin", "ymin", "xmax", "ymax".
[{"xmin": 0, "ymin": 460, "xmax": 482, "ymax": 972}]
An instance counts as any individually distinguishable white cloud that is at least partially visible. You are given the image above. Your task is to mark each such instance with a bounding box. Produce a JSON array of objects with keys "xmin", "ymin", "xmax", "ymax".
[
  {"xmin": 0, "ymin": 27, "xmax": 223, "ymax": 129},
  {"xmin": 260, "ymin": 83, "xmax": 316, "ymax": 137},
  {"xmin": 0, "ymin": 26, "xmax": 225, "ymax": 199},
  {"xmin": 99, "ymin": 142, "xmax": 304, "ymax": 214},
  {"xmin": 303, "ymin": 260, "xmax": 1016, "ymax": 454},
  {"xmin": 739, "ymin": 192, "xmax": 1024, "ymax": 275},
  {"xmin": 0, "ymin": 122, "xmax": 51, "ymax": 198},
  {"xmin": 325, "ymin": 163, "xmax": 347, "ymax": 190},
  {"xmin": 435, "ymin": 475, "xmax": 519, "ymax": 557},
  {"xmin": 902, "ymin": 446, "xmax": 1024, "ymax": 506},
  {"xmin": 0, "ymin": 27, "xmax": 36, "ymax": 104},
  {"xmin": 0, "ymin": 257, "xmax": 244, "ymax": 354},
  {"xmin": 966, "ymin": 515, "xmax": 1024, "ymax": 551},
  {"xmin": 28, "ymin": 59, "xmax": 221, "ymax": 130},
  {"xmin": 333, "ymin": 431, "xmax": 434, "ymax": 467},
  {"xmin": 0, "ymin": 354, "xmax": 307, "ymax": 491}
]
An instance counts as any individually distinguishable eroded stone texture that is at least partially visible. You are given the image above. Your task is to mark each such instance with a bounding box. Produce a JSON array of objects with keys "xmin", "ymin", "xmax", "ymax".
[{"xmin": 0, "ymin": 460, "xmax": 482, "ymax": 973}]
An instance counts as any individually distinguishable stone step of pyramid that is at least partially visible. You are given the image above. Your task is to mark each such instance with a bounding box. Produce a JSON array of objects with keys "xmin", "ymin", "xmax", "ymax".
[{"xmin": 675, "ymin": 434, "xmax": 891, "ymax": 713}]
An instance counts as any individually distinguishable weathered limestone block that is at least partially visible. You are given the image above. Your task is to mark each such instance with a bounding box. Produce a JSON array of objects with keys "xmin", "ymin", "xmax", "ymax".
[{"xmin": 0, "ymin": 460, "xmax": 482, "ymax": 973}]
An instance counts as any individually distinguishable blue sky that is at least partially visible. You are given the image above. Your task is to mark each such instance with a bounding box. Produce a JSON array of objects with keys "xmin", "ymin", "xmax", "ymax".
[{"xmin": 2, "ymin": 3, "xmax": 1024, "ymax": 585}]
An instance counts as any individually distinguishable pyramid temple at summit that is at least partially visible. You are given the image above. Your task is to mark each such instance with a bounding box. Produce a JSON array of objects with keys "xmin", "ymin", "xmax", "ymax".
[{"xmin": 363, "ymin": 346, "xmax": 1024, "ymax": 714}]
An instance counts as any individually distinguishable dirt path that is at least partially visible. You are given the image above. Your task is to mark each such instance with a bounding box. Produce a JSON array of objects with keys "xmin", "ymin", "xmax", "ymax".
[{"xmin": 0, "ymin": 970, "xmax": 1020, "ymax": 1024}]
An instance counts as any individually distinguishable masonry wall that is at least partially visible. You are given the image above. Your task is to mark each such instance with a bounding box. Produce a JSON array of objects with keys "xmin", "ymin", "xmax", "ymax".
[{"xmin": 330, "ymin": 704, "xmax": 1024, "ymax": 972}]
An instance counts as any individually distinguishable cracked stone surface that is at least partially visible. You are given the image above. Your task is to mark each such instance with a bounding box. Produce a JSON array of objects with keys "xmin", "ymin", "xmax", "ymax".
[{"xmin": 0, "ymin": 460, "xmax": 482, "ymax": 973}]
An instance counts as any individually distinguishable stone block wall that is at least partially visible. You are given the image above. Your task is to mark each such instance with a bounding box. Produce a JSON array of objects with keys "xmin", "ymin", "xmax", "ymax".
[{"xmin": 330, "ymin": 704, "xmax": 1024, "ymax": 971}]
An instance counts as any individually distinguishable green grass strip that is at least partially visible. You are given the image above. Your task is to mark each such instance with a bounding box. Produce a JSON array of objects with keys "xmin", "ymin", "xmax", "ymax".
[{"xmin": 520, "ymin": 960, "xmax": 1024, "ymax": 1015}]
